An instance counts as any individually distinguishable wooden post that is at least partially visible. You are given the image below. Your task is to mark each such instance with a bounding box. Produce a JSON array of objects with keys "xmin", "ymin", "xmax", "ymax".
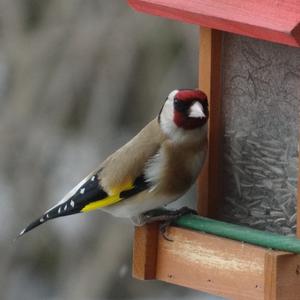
[
  {"xmin": 264, "ymin": 252, "xmax": 300, "ymax": 300},
  {"xmin": 197, "ymin": 27, "xmax": 223, "ymax": 218},
  {"xmin": 132, "ymin": 222, "xmax": 159, "ymax": 280}
]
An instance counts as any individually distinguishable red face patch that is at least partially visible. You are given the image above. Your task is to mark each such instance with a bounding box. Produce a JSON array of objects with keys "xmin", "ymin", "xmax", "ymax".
[
  {"xmin": 172, "ymin": 89, "xmax": 208, "ymax": 130},
  {"xmin": 175, "ymin": 90, "xmax": 207, "ymax": 102}
]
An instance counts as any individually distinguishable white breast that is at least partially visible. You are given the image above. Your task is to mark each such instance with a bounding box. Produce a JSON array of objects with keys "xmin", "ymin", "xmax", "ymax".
[{"xmin": 144, "ymin": 150, "xmax": 165, "ymax": 190}]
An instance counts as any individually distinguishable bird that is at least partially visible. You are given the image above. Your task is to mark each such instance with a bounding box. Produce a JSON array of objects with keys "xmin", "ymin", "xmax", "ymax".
[{"xmin": 18, "ymin": 89, "xmax": 209, "ymax": 238}]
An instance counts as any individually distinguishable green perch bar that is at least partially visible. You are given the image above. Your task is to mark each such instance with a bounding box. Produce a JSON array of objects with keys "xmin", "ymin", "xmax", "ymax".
[{"xmin": 174, "ymin": 214, "xmax": 300, "ymax": 254}]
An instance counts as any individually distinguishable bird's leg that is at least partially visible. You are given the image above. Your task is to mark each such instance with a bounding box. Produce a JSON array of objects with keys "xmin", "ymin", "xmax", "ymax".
[
  {"xmin": 143, "ymin": 206, "xmax": 197, "ymax": 222},
  {"xmin": 142, "ymin": 206, "xmax": 197, "ymax": 241}
]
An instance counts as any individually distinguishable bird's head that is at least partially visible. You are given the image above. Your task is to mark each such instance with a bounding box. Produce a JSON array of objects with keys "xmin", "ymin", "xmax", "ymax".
[{"xmin": 159, "ymin": 89, "xmax": 208, "ymax": 142}]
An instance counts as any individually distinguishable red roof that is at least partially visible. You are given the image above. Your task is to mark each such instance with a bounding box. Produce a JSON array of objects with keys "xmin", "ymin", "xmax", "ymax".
[{"xmin": 128, "ymin": 0, "xmax": 300, "ymax": 47}]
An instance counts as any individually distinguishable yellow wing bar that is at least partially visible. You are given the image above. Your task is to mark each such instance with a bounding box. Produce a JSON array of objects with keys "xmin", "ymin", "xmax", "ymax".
[{"xmin": 81, "ymin": 181, "xmax": 134, "ymax": 212}]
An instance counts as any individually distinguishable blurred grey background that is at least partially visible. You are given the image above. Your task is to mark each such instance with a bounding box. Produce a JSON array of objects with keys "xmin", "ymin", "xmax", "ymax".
[{"xmin": 0, "ymin": 1, "xmax": 223, "ymax": 299}]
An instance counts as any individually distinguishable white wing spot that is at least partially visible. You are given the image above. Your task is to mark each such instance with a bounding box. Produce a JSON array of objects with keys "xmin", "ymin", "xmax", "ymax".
[
  {"xmin": 40, "ymin": 217, "xmax": 44, "ymax": 223},
  {"xmin": 70, "ymin": 200, "xmax": 75, "ymax": 207},
  {"xmin": 19, "ymin": 228, "xmax": 26, "ymax": 236},
  {"xmin": 64, "ymin": 204, "xmax": 68, "ymax": 211},
  {"xmin": 58, "ymin": 207, "xmax": 61, "ymax": 214},
  {"xmin": 80, "ymin": 188, "xmax": 85, "ymax": 194},
  {"xmin": 91, "ymin": 176, "xmax": 95, "ymax": 181},
  {"xmin": 45, "ymin": 174, "xmax": 91, "ymax": 214},
  {"xmin": 46, "ymin": 214, "xmax": 49, "ymax": 218}
]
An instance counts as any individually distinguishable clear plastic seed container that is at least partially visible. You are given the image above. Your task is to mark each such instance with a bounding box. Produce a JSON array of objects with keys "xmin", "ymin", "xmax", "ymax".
[{"xmin": 221, "ymin": 33, "xmax": 300, "ymax": 235}]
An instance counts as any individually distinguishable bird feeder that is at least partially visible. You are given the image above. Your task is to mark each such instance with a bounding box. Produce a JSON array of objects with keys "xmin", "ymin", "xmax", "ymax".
[{"xmin": 128, "ymin": 1, "xmax": 300, "ymax": 299}]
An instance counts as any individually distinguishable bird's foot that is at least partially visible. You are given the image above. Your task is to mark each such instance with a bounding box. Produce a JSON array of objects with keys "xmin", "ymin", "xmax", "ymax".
[{"xmin": 143, "ymin": 206, "xmax": 197, "ymax": 241}]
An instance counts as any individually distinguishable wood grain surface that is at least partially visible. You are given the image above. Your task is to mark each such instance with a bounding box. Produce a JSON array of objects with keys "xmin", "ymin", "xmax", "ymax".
[
  {"xmin": 132, "ymin": 224, "xmax": 300, "ymax": 299},
  {"xmin": 264, "ymin": 252, "xmax": 300, "ymax": 300},
  {"xmin": 197, "ymin": 28, "xmax": 223, "ymax": 218},
  {"xmin": 155, "ymin": 227, "xmax": 266, "ymax": 299},
  {"xmin": 128, "ymin": 0, "xmax": 300, "ymax": 47},
  {"xmin": 132, "ymin": 223, "xmax": 159, "ymax": 279}
]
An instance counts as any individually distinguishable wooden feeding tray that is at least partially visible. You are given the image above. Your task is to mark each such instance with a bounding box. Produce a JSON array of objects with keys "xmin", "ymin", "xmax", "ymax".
[
  {"xmin": 127, "ymin": 1, "xmax": 300, "ymax": 299},
  {"xmin": 133, "ymin": 222, "xmax": 300, "ymax": 300}
]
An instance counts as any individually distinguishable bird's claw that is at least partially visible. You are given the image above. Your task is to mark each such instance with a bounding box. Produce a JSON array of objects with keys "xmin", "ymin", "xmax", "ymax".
[
  {"xmin": 159, "ymin": 221, "xmax": 173, "ymax": 241},
  {"xmin": 143, "ymin": 206, "xmax": 197, "ymax": 241}
]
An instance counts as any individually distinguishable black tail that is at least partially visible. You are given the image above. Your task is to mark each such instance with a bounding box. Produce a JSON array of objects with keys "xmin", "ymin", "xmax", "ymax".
[
  {"xmin": 17, "ymin": 172, "xmax": 151, "ymax": 238},
  {"xmin": 17, "ymin": 216, "xmax": 47, "ymax": 238},
  {"xmin": 17, "ymin": 199, "xmax": 85, "ymax": 238},
  {"xmin": 17, "ymin": 174, "xmax": 107, "ymax": 238}
]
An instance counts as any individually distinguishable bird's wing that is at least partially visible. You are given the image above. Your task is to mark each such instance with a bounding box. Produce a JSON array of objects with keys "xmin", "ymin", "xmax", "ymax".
[{"xmin": 19, "ymin": 119, "xmax": 166, "ymax": 237}]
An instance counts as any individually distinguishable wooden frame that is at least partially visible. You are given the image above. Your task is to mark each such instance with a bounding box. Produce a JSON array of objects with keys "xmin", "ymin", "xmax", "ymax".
[{"xmin": 133, "ymin": 225, "xmax": 300, "ymax": 300}]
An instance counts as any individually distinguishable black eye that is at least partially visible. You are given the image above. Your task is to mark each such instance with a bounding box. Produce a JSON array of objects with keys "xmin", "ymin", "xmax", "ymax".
[{"xmin": 174, "ymin": 98, "xmax": 189, "ymax": 112}]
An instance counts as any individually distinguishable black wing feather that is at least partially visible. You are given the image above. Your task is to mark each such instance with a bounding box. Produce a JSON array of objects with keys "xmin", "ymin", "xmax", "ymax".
[{"xmin": 18, "ymin": 173, "xmax": 149, "ymax": 238}]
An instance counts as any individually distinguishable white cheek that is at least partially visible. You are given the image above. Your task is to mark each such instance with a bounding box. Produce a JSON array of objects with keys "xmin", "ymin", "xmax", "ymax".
[
  {"xmin": 160, "ymin": 99, "xmax": 175, "ymax": 134},
  {"xmin": 160, "ymin": 101, "xmax": 189, "ymax": 142},
  {"xmin": 168, "ymin": 90, "xmax": 179, "ymax": 101}
]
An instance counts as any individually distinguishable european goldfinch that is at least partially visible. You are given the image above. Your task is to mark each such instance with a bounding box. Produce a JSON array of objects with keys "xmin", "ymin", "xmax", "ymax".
[{"xmin": 19, "ymin": 89, "xmax": 208, "ymax": 237}]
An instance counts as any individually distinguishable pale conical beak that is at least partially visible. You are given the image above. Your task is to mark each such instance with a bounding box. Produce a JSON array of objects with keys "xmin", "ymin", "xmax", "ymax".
[{"xmin": 189, "ymin": 102, "xmax": 205, "ymax": 118}]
